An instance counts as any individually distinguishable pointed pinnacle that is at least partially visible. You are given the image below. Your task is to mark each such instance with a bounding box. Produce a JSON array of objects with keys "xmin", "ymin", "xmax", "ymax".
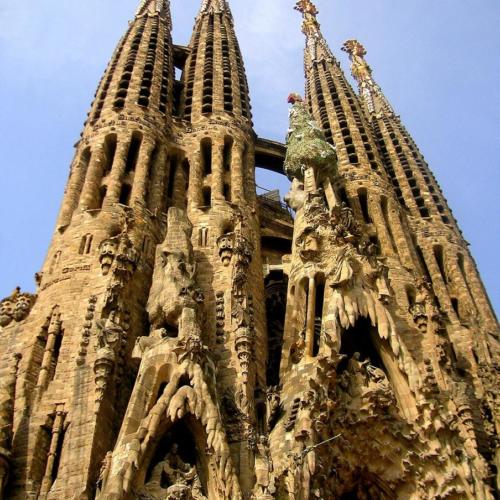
[
  {"xmin": 342, "ymin": 40, "xmax": 367, "ymax": 58},
  {"xmin": 294, "ymin": 0, "xmax": 321, "ymax": 37},
  {"xmin": 294, "ymin": 0, "xmax": 319, "ymax": 16},
  {"xmin": 341, "ymin": 39, "xmax": 373, "ymax": 83}
]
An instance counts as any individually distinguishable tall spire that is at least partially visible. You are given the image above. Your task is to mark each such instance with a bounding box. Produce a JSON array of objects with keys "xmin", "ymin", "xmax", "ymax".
[
  {"xmin": 294, "ymin": 0, "xmax": 337, "ymax": 68},
  {"xmin": 342, "ymin": 39, "xmax": 394, "ymax": 115},
  {"xmin": 180, "ymin": 0, "xmax": 251, "ymax": 122},
  {"xmin": 294, "ymin": 0, "xmax": 387, "ymax": 177}
]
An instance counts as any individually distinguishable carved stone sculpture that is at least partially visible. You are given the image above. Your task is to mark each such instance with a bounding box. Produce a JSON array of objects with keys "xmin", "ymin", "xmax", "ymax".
[
  {"xmin": 284, "ymin": 93, "xmax": 337, "ymax": 182},
  {"xmin": 0, "ymin": 288, "xmax": 36, "ymax": 327},
  {"xmin": 216, "ymin": 233, "xmax": 234, "ymax": 266},
  {"xmin": 253, "ymin": 435, "xmax": 274, "ymax": 498},
  {"xmin": 0, "ymin": 299, "xmax": 14, "ymax": 328}
]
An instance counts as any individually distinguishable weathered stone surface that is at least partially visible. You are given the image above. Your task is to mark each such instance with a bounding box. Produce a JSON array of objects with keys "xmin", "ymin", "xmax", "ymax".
[{"xmin": 0, "ymin": 0, "xmax": 497, "ymax": 499}]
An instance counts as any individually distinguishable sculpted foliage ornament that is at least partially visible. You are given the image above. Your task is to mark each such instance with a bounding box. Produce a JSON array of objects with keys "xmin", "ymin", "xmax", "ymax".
[{"xmin": 284, "ymin": 93, "xmax": 337, "ymax": 182}]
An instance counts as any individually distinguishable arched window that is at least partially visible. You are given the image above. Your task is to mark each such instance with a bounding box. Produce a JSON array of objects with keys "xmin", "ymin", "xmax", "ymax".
[
  {"xmin": 223, "ymin": 137, "xmax": 233, "ymax": 171},
  {"xmin": 102, "ymin": 134, "xmax": 117, "ymax": 176},
  {"xmin": 119, "ymin": 184, "xmax": 132, "ymax": 206}
]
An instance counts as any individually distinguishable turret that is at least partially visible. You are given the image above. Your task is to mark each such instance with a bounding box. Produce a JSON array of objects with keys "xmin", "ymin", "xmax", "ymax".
[
  {"xmin": 180, "ymin": 0, "xmax": 251, "ymax": 123},
  {"xmin": 58, "ymin": 0, "xmax": 174, "ymax": 226}
]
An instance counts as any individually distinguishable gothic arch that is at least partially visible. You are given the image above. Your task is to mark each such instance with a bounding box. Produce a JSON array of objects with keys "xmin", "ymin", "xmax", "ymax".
[{"xmin": 100, "ymin": 352, "xmax": 241, "ymax": 499}]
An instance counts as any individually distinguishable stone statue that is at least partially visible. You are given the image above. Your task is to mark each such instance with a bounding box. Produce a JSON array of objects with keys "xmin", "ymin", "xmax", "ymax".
[
  {"xmin": 147, "ymin": 209, "xmax": 203, "ymax": 334},
  {"xmin": 143, "ymin": 443, "xmax": 206, "ymax": 500}
]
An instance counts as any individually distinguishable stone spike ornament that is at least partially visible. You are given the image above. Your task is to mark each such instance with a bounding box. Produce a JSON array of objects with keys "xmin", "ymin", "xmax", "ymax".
[{"xmin": 0, "ymin": 0, "xmax": 498, "ymax": 498}]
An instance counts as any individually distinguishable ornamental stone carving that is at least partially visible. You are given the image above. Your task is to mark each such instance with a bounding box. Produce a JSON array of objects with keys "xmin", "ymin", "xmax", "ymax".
[{"xmin": 0, "ymin": 288, "xmax": 36, "ymax": 327}]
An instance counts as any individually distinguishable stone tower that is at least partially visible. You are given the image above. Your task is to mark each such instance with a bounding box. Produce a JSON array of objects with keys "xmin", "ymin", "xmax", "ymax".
[{"xmin": 0, "ymin": 0, "xmax": 497, "ymax": 499}]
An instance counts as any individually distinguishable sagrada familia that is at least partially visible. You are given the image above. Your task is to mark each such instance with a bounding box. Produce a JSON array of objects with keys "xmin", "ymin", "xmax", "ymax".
[{"xmin": 0, "ymin": 0, "xmax": 498, "ymax": 498}]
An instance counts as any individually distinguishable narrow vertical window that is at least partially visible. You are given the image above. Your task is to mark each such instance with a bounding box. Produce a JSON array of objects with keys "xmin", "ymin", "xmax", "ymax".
[
  {"xmin": 433, "ymin": 245, "xmax": 447, "ymax": 284},
  {"xmin": 201, "ymin": 139, "xmax": 212, "ymax": 176},
  {"xmin": 358, "ymin": 188, "xmax": 371, "ymax": 223},
  {"xmin": 202, "ymin": 187, "xmax": 211, "ymax": 207},
  {"xmin": 125, "ymin": 133, "xmax": 142, "ymax": 173},
  {"xmin": 119, "ymin": 184, "xmax": 132, "ymax": 206},
  {"xmin": 380, "ymin": 197, "xmax": 397, "ymax": 252}
]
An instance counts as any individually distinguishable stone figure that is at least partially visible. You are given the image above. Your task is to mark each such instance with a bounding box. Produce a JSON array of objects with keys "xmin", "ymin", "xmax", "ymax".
[
  {"xmin": 291, "ymin": 330, "xmax": 306, "ymax": 364},
  {"xmin": 143, "ymin": 443, "xmax": 206, "ymax": 500},
  {"xmin": 216, "ymin": 233, "xmax": 234, "ymax": 266},
  {"xmin": 96, "ymin": 310, "xmax": 124, "ymax": 352},
  {"xmin": 0, "ymin": 288, "xmax": 36, "ymax": 325},
  {"xmin": 0, "ymin": 299, "xmax": 14, "ymax": 328},
  {"xmin": 253, "ymin": 435, "xmax": 274, "ymax": 497}
]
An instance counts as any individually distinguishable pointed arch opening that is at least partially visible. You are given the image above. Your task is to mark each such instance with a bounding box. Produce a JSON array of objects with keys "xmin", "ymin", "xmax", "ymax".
[
  {"xmin": 136, "ymin": 415, "xmax": 212, "ymax": 499},
  {"xmin": 337, "ymin": 317, "xmax": 416, "ymax": 419}
]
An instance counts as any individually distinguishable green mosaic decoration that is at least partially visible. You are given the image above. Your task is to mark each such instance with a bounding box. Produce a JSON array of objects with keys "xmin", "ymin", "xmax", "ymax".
[{"xmin": 284, "ymin": 93, "xmax": 337, "ymax": 181}]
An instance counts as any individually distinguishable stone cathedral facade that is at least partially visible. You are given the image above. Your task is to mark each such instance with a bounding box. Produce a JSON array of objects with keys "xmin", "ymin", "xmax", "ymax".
[{"xmin": 0, "ymin": 0, "xmax": 498, "ymax": 498}]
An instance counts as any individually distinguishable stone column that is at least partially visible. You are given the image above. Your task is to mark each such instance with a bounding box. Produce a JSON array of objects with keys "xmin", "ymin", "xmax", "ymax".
[
  {"xmin": 131, "ymin": 140, "xmax": 156, "ymax": 206},
  {"xmin": 188, "ymin": 149, "xmax": 203, "ymax": 209},
  {"xmin": 79, "ymin": 143, "xmax": 106, "ymax": 210},
  {"xmin": 305, "ymin": 276, "xmax": 317, "ymax": 358},
  {"xmin": 39, "ymin": 408, "xmax": 66, "ymax": 498},
  {"xmin": 462, "ymin": 255, "xmax": 498, "ymax": 327},
  {"xmin": 211, "ymin": 140, "xmax": 224, "ymax": 202},
  {"xmin": 148, "ymin": 146, "xmax": 168, "ymax": 213},
  {"xmin": 421, "ymin": 245, "xmax": 457, "ymax": 323},
  {"xmin": 231, "ymin": 142, "xmax": 244, "ymax": 203},
  {"xmin": 58, "ymin": 151, "xmax": 89, "ymax": 228},
  {"xmin": 368, "ymin": 192, "xmax": 395, "ymax": 255},
  {"xmin": 388, "ymin": 199, "xmax": 414, "ymax": 268},
  {"xmin": 105, "ymin": 136, "xmax": 131, "ymax": 205},
  {"xmin": 36, "ymin": 312, "xmax": 62, "ymax": 393},
  {"xmin": 245, "ymin": 146, "xmax": 257, "ymax": 205}
]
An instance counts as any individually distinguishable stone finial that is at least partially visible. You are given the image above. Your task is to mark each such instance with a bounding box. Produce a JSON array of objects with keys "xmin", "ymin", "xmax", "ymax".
[
  {"xmin": 342, "ymin": 39, "xmax": 367, "ymax": 58},
  {"xmin": 294, "ymin": 0, "xmax": 319, "ymax": 16},
  {"xmin": 342, "ymin": 39, "xmax": 373, "ymax": 82},
  {"xmin": 294, "ymin": 0, "xmax": 322, "ymax": 37}
]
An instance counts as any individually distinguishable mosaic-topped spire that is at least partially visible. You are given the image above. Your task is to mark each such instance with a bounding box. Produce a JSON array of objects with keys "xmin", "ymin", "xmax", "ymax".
[
  {"xmin": 342, "ymin": 39, "xmax": 394, "ymax": 115},
  {"xmin": 294, "ymin": 0, "xmax": 320, "ymax": 36},
  {"xmin": 294, "ymin": 0, "xmax": 336, "ymax": 65}
]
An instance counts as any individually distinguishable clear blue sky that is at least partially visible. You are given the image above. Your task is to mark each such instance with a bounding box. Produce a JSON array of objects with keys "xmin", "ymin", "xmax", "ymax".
[{"xmin": 0, "ymin": 0, "xmax": 498, "ymax": 314}]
